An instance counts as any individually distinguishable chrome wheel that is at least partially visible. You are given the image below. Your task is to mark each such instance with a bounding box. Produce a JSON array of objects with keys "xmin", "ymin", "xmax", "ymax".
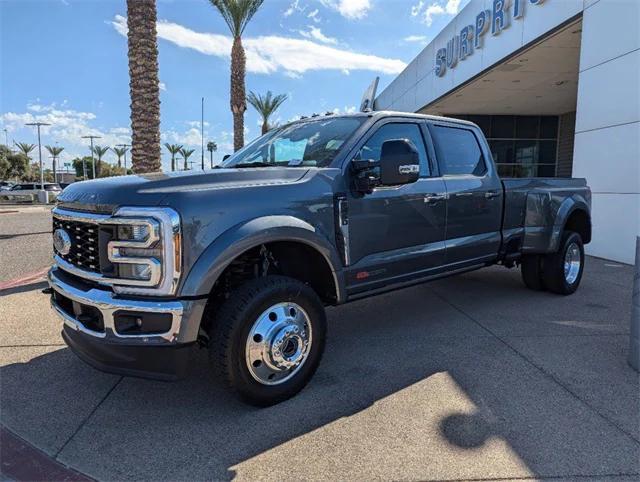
[
  {"xmin": 564, "ymin": 242, "xmax": 581, "ymax": 284},
  {"xmin": 245, "ymin": 302, "xmax": 312, "ymax": 386}
]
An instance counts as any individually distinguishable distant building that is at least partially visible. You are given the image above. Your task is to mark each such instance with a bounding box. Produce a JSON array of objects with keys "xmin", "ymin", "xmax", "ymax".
[{"xmin": 375, "ymin": 0, "xmax": 638, "ymax": 264}]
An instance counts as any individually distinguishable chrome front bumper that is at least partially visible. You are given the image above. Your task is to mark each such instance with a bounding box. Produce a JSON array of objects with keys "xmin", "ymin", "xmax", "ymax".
[{"xmin": 48, "ymin": 267, "xmax": 184, "ymax": 344}]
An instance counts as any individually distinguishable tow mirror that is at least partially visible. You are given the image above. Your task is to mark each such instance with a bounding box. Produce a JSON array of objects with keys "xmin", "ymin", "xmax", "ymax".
[{"xmin": 379, "ymin": 139, "xmax": 420, "ymax": 186}]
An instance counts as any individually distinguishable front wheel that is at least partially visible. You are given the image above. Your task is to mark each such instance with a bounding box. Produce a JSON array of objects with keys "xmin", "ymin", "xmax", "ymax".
[
  {"xmin": 208, "ymin": 275, "xmax": 327, "ymax": 406},
  {"xmin": 542, "ymin": 231, "xmax": 585, "ymax": 295}
]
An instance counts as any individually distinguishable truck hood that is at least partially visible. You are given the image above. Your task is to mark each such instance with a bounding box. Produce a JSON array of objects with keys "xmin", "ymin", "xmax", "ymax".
[{"xmin": 56, "ymin": 168, "xmax": 309, "ymax": 212}]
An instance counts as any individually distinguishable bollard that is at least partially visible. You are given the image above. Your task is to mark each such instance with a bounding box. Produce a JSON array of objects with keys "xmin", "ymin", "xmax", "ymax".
[{"xmin": 629, "ymin": 236, "xmax": 640, "ymax": 371}]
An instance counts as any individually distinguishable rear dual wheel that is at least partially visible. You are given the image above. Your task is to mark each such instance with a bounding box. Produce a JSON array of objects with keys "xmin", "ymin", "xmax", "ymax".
[{"xmin": 521, "ymin": 231, "xmax": 584, "ymax": 295}]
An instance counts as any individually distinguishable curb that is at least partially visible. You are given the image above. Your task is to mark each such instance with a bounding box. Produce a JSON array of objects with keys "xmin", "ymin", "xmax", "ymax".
[{"xmin": 0, "ymin": 427, "xmax": 93, "ymax": 481}]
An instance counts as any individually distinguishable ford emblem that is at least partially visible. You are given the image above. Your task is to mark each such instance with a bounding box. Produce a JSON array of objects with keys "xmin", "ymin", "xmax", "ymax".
[{"xmin": 53, "ymin": 228, "xmax": 72, "ymax": 255}]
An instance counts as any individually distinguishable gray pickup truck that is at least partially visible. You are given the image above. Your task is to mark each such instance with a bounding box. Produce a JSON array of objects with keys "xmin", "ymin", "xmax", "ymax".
[{"xmin": 48, "ymin": 112, "xmax": 591, "ymax": 405}]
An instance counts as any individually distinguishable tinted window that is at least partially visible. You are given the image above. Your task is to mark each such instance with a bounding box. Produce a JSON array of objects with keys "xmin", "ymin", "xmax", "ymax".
[
  {"xmin": 491, "ymin": 116, "xmax": 515, "ymax": 138},
  {"xmin": 356, "ymin": 123, "xmax": 430, "ymax": 176},
  {"xmin": 516, "ymin": 116, "xmax": 539, "ymax": 139},
  {"xmin": 431, "ymin": 126, "xmax": 486, "ymax": 176},
  {"xmin": 540, "ymin": 116, "xmax": 558, "ymax": 138}
]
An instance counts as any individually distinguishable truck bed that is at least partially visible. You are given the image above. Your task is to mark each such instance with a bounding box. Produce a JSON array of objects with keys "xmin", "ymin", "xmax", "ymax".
[{"xmin": 501, "ymin": 177, "xmax": 591, "ymax": 255}]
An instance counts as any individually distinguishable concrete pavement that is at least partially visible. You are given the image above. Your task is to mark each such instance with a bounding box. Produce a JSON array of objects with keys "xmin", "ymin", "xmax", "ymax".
[{"xmin": 0, "ymin": 213, "xmax": 638, "ymax": 480}]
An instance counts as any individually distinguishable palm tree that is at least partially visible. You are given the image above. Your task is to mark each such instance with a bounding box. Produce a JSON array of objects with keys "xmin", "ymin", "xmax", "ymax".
[
  {"xmin": 127, "ymin": 0, "xmax": 161, "ymax": 173},
  {"xmin": 179, "ymin": 147, "xmax": 195, "ymax": 170},
  {"xmin": 15, "ymin": 142, "xmax": 36, "ymax": 161},
  {"xmin": 45, "ymin": 145, "xmax": 64, "ymax": 183},
  {"xmin": 206, "ymin": 141, "xmax": 217, "ymax": 168},
  {"xmin": 112, "ymin": 146, "xmax": 128, "ymax": 168},
  {"xmin": 164, "ymin": 143, "xmax": 182, "ymax": 172},
  {"xmin": 247, "ymin": 91, "xmax": 288, "ymax": 135},
  {"xmin": 208, "ymin": 0, "xmax": 264, "ymax": 151},
  {"xmin": 92, "ymin": 145, "xmax": 110, "ymax": 177}
]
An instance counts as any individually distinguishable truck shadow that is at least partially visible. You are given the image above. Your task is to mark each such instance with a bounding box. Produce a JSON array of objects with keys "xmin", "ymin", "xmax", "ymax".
[{"xmin": 1, "ymin": 262, "xmax": 638, "ymax": 480}]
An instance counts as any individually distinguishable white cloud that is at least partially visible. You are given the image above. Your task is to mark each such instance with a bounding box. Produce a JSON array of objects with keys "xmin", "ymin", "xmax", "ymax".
[
  {"xmin": 411, "ymin": 1, "xmax": 424, "ymax": 16},
  {"xmin": 284, "ymin": 0, "xmax": 304, "ymax": 17},
  {"xmin": 159, "ymin": 82, "xmax": 167, "ymax": 91},
  {"xmin": 332, "ymin": 105, "xmax": 357, "ymax": 114},
  {"xmin": 404, "ymin": 35, "xmax": 429, "ymax": 43},
  {"xmin": 320, "ymin": 0, "xmax": 371, "ymax": 20},
  {"xmin": 0, "ymin": 103, "xmax": 131, "ymax": 165},
  {"xmin": 111, "ymin": 15, "xmax": 406, "ymax": 76},
  {"xmin": 298, "ymin": 26, "xmax": 337, "ymax": 45},
  {"xmin": 412, "ymin": 0, "xmax": 461, "ymax": 26},
  {"xmin": 307, "ymin": 9, "xmax": 321, "ymax": 23}
]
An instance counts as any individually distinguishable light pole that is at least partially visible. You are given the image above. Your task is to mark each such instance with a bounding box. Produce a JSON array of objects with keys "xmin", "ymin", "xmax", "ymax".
[
  {"xmin": 116, "ymin": 143, "xmax": 131, "ymax": 172},
  {"xmin": 25, "ymin": 122, "xmax": 51, "ymax": 194},
  {"xmin": 81, "ymin": 135, "xmax": 101, "ymax": 180},
  {"xmin": 3, "ymin": 128, "xmax": 8, "ymax": 147},
  {"xmin": 201, "ymin": 97, "xmax": 205, "ymax": 170}
]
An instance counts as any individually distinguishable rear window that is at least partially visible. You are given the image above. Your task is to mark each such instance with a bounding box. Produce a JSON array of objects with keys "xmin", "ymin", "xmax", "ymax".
[{"xmin": 431, "ymin": 125, "xmax": 486, "ymax": 176}]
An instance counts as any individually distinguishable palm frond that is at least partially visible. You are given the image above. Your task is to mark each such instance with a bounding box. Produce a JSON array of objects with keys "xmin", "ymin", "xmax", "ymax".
[
  {"xmin": 179, "ymin": 147, "xmax": 195, "ymax": 159},
  {"xmin": 45, "ymin": 145, "xmax": 65, "ymax": 157},
  {"xmin": 208, "ymin": 0, "xmax": 264, "ymax": 36},
  {"xmin": 92, "ymin": 145, "xmax": 110, "ymax": 159},
  {"xmin": 15, "ymin": 142, "xmax": 36, "ymax": 156},
  {"xmin": 112, "ymin": 147, "xmax": 128, "ymax": 157},
  {"xmin": 247, "ymin": 90, "xmax": 288, "ymax": 122}
]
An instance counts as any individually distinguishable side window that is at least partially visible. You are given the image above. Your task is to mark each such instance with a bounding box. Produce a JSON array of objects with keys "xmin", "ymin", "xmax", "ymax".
[
  {"xmin": 431, "ymin": 125, "xmax": 486, "ymax": 176},
  {"xmin": 356, "ymin": 123, "xmax": 430, "ymax": 176}
]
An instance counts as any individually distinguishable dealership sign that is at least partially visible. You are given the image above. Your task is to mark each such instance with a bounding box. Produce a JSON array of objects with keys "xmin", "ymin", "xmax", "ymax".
[{"xmin": 435, "ymin": 0, "xmax": 546, "ymax": 77}]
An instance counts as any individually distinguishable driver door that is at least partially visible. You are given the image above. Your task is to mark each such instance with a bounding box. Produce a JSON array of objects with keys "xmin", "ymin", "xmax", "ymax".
[{"xmin": 344, "ymin": 120, "xmax": 447, "ymax": 294}]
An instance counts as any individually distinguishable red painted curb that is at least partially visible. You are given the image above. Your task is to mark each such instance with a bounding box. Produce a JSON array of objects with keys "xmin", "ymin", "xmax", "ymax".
[
  {"xmin": 0, "ymin": 427, "xmax": 93, "ymax": 481},
  {"xmin": 0, "ymin": 267, "xmax": 50, "ymax": 291}
]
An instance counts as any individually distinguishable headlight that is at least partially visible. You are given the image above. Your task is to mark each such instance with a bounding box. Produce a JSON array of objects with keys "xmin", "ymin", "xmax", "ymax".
[{"xmin": 106, "ymin": 207, "xmax": 181, "ymax": 296}]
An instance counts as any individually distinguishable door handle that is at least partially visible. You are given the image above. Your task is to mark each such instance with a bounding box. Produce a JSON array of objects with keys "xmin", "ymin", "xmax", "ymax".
[
  {"xmin": 424, "ymin": 193, "xmax": 447, "ymax": 204},
  {"xmin": 485, "ymin": 190, "xmax": 500, "ymax": 199},
  {"xmin": 455, "ymin": 192, "xmax": 474, "ymax": 197}
]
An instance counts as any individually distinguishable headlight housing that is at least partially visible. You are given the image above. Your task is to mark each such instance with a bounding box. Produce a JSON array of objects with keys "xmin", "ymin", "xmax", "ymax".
[
  {"xmin": 106, "ymin": 207, "xmax": 182, "ymax": 296},
  {"xmin": 52, "ymin": 206, "xmax": 182, "ymax": 297}
]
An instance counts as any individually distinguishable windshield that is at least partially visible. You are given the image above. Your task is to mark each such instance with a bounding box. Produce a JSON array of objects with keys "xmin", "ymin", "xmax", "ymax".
[{"xmin": 222, "ymin": 117, "xmax": 365, "ymax": 168}]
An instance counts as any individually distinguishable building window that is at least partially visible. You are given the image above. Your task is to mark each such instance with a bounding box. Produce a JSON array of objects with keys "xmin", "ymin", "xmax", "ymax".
[{"xmin": 446, "ymin": 115, "xmax": 559, "ymax": 178}]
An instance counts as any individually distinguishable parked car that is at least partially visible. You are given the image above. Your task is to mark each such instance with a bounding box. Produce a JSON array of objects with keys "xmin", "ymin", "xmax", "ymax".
[
  {"xmin": 0, "ymin": 182, "xmax": 62, "ymax": 203},
  {"xmin": 47, "ymin": 111, "xmax": 591, "ymax": 406},
  {"xmin": 0, "ymin": 181, "xmax": 15, "ymax": 191}
]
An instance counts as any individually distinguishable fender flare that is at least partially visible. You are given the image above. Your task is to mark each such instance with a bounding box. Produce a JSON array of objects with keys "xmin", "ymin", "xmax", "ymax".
[
  {"xmin": 179, "ymin": 215, "xmax": 345, "ymax": 302},
  {"xmin": 549, "ymin": 195, "xmax": 591, "ymax": 252}
]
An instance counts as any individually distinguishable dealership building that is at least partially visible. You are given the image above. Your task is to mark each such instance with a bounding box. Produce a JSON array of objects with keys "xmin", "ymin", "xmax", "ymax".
[{"xmin": 374, "ymin": 0, "xmax": 639, "ymax": 264}]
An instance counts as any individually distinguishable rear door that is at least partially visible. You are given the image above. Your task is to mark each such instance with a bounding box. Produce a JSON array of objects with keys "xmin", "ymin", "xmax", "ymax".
[{"xmin": 428, "ymin": 122, "xmax": 503, "ymax": 266}]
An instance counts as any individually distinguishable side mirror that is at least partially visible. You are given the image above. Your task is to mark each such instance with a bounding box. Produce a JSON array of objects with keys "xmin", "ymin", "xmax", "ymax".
[
  {"xmin": 222, "ymin": 154, "xmax": 231, "ymax": 161},
  {"xmin": 378, "ymin": 139, "xmax": 420, "ymax": 186}
]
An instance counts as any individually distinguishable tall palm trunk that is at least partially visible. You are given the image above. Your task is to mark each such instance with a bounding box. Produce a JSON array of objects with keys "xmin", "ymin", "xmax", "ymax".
[
  {"xmin": 231, "ymin": 36, "xmax": 246, "ymax": 151},
  {"xmin": 171, "ymin": 155, "xmax": 176, "ymax": 172},
  {"xmin": 127, "ymin": 0, "xmax": 161, "ymax": 173}
]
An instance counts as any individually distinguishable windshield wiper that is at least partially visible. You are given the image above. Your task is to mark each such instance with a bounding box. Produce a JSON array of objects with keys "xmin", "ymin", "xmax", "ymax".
[{"xmin": 232, "ymin": 161, "xmax": 275, "ymax": 168}]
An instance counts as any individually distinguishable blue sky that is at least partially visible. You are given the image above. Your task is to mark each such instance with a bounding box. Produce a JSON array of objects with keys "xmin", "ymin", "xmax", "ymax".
[{"xmin": 1, "ymin": 0, "xmax": 468, "ymax": 171}]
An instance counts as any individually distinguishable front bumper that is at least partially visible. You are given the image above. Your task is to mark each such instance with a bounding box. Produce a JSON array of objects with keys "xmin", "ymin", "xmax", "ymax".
[{"xmin": 48, "ymin": 267, "xmax": 205, "ymax": 380}]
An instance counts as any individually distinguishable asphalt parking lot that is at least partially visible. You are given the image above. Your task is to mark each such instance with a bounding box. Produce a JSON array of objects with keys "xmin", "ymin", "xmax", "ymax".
[{"xmin": 1, "ymin": 207, "xmax": 638, "ymax": 481}]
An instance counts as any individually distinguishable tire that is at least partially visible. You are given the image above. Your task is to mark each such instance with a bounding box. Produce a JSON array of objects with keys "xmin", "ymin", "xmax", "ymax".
[
  {"xmin": 542, "ymin": 231, "xmax": 585, "ymax": 295},
  {"xmin": 208, "ymin": 275, "xmax": 327, "ymax": 406},
  {"xmin": 521, "ymin": 254, "xmax": 546, "ymax": 291}
]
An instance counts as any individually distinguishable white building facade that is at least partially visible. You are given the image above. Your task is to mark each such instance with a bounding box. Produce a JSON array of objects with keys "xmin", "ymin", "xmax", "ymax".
[{"xmin": 375, "ymin": 0, "xmax": 639, "ymax": 264}]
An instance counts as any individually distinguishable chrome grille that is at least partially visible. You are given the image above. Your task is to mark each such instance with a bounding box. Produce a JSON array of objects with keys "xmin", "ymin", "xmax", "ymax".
[{"xmin": 53, "ymin": 217, "xmax": 101, "ymax": 273}]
